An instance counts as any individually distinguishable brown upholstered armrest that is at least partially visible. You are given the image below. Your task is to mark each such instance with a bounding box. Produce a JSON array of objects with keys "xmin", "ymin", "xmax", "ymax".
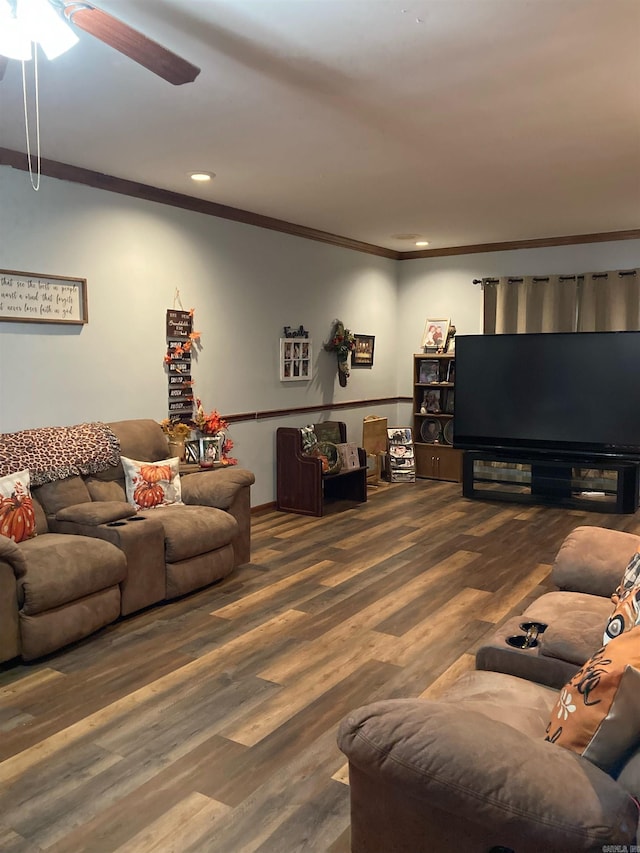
[
  {"xmin": 55, "ymin": 501, "xmax": 136, "ymax": 525},
  {"xmin": 0, "ymin": 533, "xmax": 27, "ymax": 577},
  {"xmin": 540, "ymin": 610, "xmax": 604, "ymax": 666},
  {"xmin": 552, "ymin": 526, "xmax": 640, "ymax": 598},
  {"xmin": 338, "ymin": 699, "xmax": 638, "ymax": 852},
  {"xmin": 180, "ymin": 467, "xmax": 255, "ymax": 510}
]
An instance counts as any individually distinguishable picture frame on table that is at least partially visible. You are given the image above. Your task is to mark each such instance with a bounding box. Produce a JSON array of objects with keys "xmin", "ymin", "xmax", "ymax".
[
  {"xmin": 199, "ymin": 435, "xmax": 224, "ymax": 467},
  {"xmin": 185, "ymin": 439, "xmax": 200, "ymax": 464},
  {"xmin": 421, "ymin": 318, "xmax": 450, "ymax": 352}
]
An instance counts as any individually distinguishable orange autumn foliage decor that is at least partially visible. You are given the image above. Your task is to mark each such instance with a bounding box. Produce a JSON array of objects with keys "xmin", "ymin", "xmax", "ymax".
[
  {"xmin": 192, "ymin": 398, "xmax": 238, "ymax": 465},
  {"xmin": 0, "ymin": 482, "xmax": 36, "ymax": 542}
]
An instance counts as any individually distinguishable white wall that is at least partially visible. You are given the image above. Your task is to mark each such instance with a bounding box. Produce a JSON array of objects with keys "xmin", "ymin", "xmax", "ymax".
[
  {"xmin": 2, "ymin": 163, "xmax": 639, "ymax": 505},
  {"xmin": 0, "ymin": 167, "xmax": 398, "ymax": 505}
]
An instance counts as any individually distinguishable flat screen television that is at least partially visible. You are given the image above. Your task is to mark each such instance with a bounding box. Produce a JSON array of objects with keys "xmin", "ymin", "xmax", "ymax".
[{"xmin": 454, "ymin": 331, "xmax": 640, "ymax": 459}]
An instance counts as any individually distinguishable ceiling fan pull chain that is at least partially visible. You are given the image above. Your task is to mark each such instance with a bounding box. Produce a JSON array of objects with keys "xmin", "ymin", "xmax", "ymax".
[{"xmin": 21, "ymin": 47, "xmax": 41, "ymax": 192}]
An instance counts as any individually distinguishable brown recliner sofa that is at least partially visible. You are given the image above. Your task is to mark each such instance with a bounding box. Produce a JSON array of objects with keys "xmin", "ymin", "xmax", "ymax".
[
  {"xmin": 337, "ymin": 525, "xmax": 640, "ymax": 852},
  {"xmin": 0, "ymin": 419, "xmax": 255, "ymax": 663},
  {"xmin": 475, "ymin": 525, "xmax": 640, "ymax": 688},
  {"xmin": 0, "ymin": 503, "xmax": 127, "ymax": 662}
]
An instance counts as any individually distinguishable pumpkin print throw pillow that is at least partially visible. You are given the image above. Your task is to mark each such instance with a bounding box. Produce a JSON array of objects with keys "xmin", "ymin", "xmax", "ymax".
[
  {"xmin": 0, "ymin": 469, "xmax": 36, "ymax": 543},
  {"xmin": 545, "ymin": 626, "xmax": 640, "ymax": 773},
  {"xmin": 121, "ymin": 457, "xmax": 182, "ymax": 511}
]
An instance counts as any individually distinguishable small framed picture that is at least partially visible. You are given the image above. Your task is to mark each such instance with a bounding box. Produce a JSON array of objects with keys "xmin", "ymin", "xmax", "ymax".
[
  {"xmin": 423, "ymin": 389, "xmax": 441, "ymax": 413},
  {"xmin": 421, "ymin": 318, "xmax": 450, "ymax": 352},
  {"xmin": 199, "ymin": 435, "xmax": 224, "ymax": 467},
  {"xmin": 185, "ymin": 439, "xmax": 200, "ymax": 464},
  {"xmin": 351, "ymin": 334, "xmax": 375, "ymax": 368},
  {"xmin": 418, "ymin": 359, "xmax": 440, "ymax": 384},
  {"xmin": 280, "ymin": 337, "xmax": 312, "ymax": 381}
]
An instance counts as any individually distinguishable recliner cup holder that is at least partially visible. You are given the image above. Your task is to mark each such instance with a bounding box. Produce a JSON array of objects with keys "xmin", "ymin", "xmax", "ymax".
[
  {"xmin": 106, "ymin": 521, "xmax": 127, "ymax": 527},
  {"xmin": 127, "ymin": 516, "xmax": 146, "ymax": 521},
  {"xmin": 506, "ymin": 621, "xmax": 548, "ymax": 650}
]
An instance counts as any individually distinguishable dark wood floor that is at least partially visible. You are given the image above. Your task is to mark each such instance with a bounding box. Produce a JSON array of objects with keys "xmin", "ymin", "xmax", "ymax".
[{"xmin": 2, "ymin": 480, "xmax": 639, "ymax": 853}]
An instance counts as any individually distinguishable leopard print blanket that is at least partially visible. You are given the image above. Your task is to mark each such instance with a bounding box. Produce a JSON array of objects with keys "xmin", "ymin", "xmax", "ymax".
[{"xmin": 0, "ymin": 422, "xmax": 120, "ymax": 487}]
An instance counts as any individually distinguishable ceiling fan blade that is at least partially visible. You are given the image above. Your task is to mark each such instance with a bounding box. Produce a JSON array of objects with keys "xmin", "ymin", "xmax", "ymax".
[
  {"xmin": 0, "ymin": 56, "xmax": 9, "ymax": 82},
  {"xmin": 63, "ymin": 4, "xmax": 200, "ymax": 85}
]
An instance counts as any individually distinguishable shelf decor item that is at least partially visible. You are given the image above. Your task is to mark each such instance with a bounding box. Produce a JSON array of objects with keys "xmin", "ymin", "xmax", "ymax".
[
  {"xmin": 421, "ymin": 418, "xmax": 441, "ymax": 444},
  {"xmin": 324, "ymin": 319, "xmax": 356, "ymax": 387},
  {"xmin": 421, "ymin": 318, "xmax": 450, "ymax": 353}
]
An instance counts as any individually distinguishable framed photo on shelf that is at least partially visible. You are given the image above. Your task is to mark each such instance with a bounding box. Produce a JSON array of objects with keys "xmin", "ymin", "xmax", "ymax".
[
  {"xmin": 423, "ymin": 389, "xmax": 441, "ymax": 413},
  {"xmin": 421, "ymin": 318, "xmax": 450, "ymax": 352},
  {"xmin": 418, "ymin": 359, "xmax": 440, "ymax": 384},
  {"xmin": 446, "ymin": 361, "xmax": 456, "ymax": 383},
  {"xmin": 351, "ymin": 334, "xmax": 375, "ymax": 368},
  {"xmin": 280, "ymin": 337, "xmax": 312, "ymax": 381},
  {"xmin": 445, "ymin": 390, "xmax": 455, "ymax": 413}
]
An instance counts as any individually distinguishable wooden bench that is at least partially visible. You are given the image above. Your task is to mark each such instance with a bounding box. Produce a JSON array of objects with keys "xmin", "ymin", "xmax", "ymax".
[{"xmin": 276, "ymin": 422, "xmax": 368, "ymax": 516}]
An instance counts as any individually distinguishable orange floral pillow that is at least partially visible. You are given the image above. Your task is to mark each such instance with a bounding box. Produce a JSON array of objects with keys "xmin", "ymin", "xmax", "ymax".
[
  {"xmin": 121, "ymin": 457, "xmax": 182, "ymax": 511},
  {"xmin": 545, "ymin": 627, "xmax": 640, "ymax": 773},
  {"xmin": 0, "ymin": 469, "xmax": 36, "ymax": 543},
  {"xmin": 611, "ymin": 548, "xmax": 640, "ymax": 606},
  {"xmin": 604, "ymin": 582, "xmax": 640, "ymax": 644}
]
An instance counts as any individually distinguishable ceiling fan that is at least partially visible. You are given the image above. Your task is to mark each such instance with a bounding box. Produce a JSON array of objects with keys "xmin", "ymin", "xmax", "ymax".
[{"xmin": 0, "ymin": 0, "xmax": 201, "ymax": 86}]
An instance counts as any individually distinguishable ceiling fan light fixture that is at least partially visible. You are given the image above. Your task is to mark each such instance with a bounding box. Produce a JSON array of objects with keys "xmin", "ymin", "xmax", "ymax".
[
  {"xmin": 17, "ymin": 0, "xmax": 79, "ymax": 60},
  {"xmin": 0, "ymin": 1, "xmax": 32, "ymax": 60}
]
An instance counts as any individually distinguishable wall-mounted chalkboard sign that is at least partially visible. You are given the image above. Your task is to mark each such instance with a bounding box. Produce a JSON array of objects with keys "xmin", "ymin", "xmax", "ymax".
[{"xmin": 0, "ymin": 269, "xmax": 87, "ymax": 325}]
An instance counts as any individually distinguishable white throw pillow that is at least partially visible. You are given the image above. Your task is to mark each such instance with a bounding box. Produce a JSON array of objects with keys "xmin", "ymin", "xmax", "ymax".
[{"xmin": 121, "ymin": 457, "xmax": 182, "ymax": 511}]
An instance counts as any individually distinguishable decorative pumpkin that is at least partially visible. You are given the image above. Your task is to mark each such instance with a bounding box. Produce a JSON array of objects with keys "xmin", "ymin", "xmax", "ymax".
[
  {"xmin": 0, "ymin": 483, "xmax": 36, "ymax": 543},
  {"xmin": 133, "ymin": 481, "xmax": 165, "ymax": 508},
  {"xmin": 139, "ymin": 464, "xmax": 172, "ymax": 484}
]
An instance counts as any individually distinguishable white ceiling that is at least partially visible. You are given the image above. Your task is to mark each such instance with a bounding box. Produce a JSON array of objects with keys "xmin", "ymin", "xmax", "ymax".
[{"xmin": 1, "ymin": 0, "xmax": 639, "ymax": 252}]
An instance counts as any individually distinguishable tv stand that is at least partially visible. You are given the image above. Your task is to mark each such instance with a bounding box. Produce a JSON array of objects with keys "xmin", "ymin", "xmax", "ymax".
[{"xmin": 463, "ymin": 451, "xmax": 640, "ymax": 514}]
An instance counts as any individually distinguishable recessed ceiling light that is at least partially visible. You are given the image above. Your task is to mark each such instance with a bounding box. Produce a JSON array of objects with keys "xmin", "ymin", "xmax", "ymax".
[
  {"xmin": 189, "ymin": 171, "xmax": 214, "ymax": 182},
  {"xmin": 415, "ymin": 240, "xmax": 430, "ymax": 247}
]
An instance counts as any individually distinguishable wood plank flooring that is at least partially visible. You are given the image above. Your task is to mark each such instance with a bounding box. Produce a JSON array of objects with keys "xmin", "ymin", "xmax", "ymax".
[{"xmin": 2, "ymin": 479, "xmax": 640, "ymax": 852}]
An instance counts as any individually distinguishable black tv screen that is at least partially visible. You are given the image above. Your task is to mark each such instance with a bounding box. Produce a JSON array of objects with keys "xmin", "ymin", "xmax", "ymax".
[{"xmin": 454, "ymin": 331, "xmax": 640, "ymax": 458}]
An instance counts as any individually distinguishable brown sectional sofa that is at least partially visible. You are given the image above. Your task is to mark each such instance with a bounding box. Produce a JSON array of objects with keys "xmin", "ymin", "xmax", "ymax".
[
  {"xmin": 0, "ymin": 419, "xmax": 254, "ymax": 663},
  {"xmin": 338, "ymin": 525, "xmax": 640, "ymax": 852}
]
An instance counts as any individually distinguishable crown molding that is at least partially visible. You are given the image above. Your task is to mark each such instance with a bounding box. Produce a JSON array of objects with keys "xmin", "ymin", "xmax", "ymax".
[
  {"xmin": 1, "ymin": 147, "xmax": 638, "ymax": 259},
  {"xmin": 398, "ymin": 230, "xmax": 640, "ymax": 259}
]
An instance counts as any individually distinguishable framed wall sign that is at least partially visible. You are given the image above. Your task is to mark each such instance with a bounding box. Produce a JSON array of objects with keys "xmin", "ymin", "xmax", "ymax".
[
  {"xmin": 280, "ymin": 337, "xmax": 312, "ymax": 381},
  {"xmin": 0, "ymin": 269, "xmax": 87, "ymax": 324}
]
